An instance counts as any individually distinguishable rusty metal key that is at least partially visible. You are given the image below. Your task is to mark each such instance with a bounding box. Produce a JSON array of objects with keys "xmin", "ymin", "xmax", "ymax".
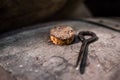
[{"xmin": 75, "ymin": 31, "xmax": 98, "ymax": 74}]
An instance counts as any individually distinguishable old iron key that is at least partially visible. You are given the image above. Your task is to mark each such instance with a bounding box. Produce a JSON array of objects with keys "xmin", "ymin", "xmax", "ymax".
[{"xmin": 75, "ymin": 31, "xmax": 98, "ymax": 74}]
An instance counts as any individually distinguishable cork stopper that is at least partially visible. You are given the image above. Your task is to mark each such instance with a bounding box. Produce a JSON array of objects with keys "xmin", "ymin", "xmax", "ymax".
[{"xmin": 50, "ymin": 25, "xmax": 75, "ymax": 40}]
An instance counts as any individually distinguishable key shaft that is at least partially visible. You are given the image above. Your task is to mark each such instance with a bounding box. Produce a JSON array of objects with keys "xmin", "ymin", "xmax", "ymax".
[{"xmin": 76, "ymin": 31, "xmax": 98, "ymax": 74}]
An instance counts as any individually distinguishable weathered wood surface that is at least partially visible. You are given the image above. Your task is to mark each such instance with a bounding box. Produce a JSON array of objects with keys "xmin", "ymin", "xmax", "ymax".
[
  {"xmin": 0, "ymin": 66, "xmax": 16, "ymax": 80},
  {"xmin": 85, "ymin": 18, "xmax": 120, "ymax": 31},
  {"xmin": 0, "ymin": 21, "xmax": 120, "ymax": 80}
]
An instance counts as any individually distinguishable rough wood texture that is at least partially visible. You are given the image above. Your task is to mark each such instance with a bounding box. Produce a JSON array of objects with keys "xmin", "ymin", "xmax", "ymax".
[
  {"xmin": 0, "ymin": 21, "xmax": 120, "ymax": 80},
  {"xmin": 0, "ymin": 66, "xmax": 16, "ymax": 80},
  {"xmin": 85, "ymin": 18, "xmax": 120, "ymax": 31}
]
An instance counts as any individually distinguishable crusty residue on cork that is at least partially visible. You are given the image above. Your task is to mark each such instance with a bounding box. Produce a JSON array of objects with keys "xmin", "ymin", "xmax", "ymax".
[{"xmin": 50, "ymin": 25, "xmax": 75, "ymax": 45}]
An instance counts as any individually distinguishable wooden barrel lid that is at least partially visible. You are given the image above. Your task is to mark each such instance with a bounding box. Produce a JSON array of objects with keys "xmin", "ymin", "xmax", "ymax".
[{"xmin": 0, "ymin": 20, "xmax": 120, "ymax": 80}]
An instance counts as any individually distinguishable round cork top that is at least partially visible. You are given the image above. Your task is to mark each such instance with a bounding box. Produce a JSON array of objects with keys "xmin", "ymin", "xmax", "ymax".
[{"xmin": 50, "ymin": 25, "xmax": 75, "ymax": 40}]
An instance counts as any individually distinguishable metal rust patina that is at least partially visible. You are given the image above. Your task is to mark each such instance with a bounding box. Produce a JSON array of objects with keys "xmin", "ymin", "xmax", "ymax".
[{"xmin": 0, "ymin": 21, "xmax": 120, "ymax": 80}]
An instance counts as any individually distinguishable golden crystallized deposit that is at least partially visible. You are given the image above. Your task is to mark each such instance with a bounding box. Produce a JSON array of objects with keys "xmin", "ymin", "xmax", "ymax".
[{"xmin": 50, "ymin": 25, "xmax": 75, "ymax": 45}]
